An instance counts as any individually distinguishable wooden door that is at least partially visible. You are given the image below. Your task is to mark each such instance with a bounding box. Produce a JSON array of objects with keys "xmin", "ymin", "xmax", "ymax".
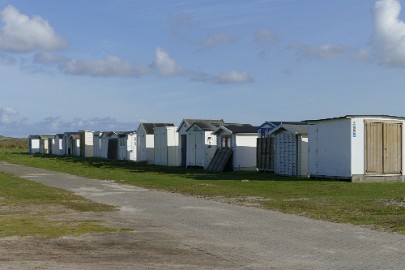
[
  {"xmin": 384, "ymin": 122, "xmax": 402, "ymax": 174},
  {"xmin": 365, "ymin": 121, "xmax": 402, "ymax": 174}
]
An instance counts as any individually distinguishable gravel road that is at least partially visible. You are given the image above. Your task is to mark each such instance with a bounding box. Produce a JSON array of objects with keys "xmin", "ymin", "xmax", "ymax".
[{"xmin": 0, "ymin": 162, "xmax": 405, "ymax": 269}]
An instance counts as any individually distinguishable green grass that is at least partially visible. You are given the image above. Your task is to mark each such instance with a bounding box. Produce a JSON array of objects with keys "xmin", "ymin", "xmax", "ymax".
[
  {"xmin": 0, "ymin": 165, "xmax": 122, "ymax": 238},
  {"xmin": 1, "ymin": 149, "xmax": 405, "ymax": 234}
]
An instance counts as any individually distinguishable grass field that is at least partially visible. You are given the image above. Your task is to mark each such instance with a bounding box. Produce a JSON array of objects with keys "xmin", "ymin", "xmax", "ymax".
[{"xmin": 1, "ymin": 149, "xmax": 405, "ymax": 234}]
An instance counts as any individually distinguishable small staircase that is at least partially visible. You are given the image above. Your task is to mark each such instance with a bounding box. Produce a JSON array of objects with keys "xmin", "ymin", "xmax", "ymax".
[{"xmin": 206, "ymin": 148, "xmax": 233, "ymax": 172}]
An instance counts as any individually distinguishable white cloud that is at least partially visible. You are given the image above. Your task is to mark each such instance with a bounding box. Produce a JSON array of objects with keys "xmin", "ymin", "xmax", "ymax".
[
  {"xmin": 152, "ymin": 47, "xmax": 183, "ymax": 76},
  {"xmin": 254, "ymin": 28, "xmax": 278, "ymax": 45},
  {"xmin": 35, "ymin": 117, "xmax": 137, "ymax": 133},
  {"xmin": 373, "ymin": 0, "xmax": 405, "ymax": 67},
  {"xmin": 35, "ymin": 53, "xmax": 150, "ymax": 77},
  {"xmin": 34, "ymin": 48, "xmax": 253, "ymax": 85},
  {"xmin": 0, "ymin": 5, "xmax": 67, "ymax": 52},
  {"xmin": 199, "ymin": 32, "xmax": 235, "ymax": 49},
  {"xmin": 213, "ymin": 71, "xmax": 253, "ymax": 84},
  {"xmin": 290, "ymin": 42, "xmax": 345, "ymax": 59}
]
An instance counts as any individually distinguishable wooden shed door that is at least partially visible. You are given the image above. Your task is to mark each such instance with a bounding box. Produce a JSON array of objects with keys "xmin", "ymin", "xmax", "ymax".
[{"xmin": 365, "ymin": 121, "xmax": 402, "ymax": 174}]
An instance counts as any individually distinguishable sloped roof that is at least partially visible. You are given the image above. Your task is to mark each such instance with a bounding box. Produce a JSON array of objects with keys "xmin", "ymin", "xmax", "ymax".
[
  {"xmin": 213, "ymin": 123, "xmax": 258, "ymax": 134},
  {"xmin": 28, "ymin": 135, "xmax": 40, "ymax": 139},
  {"xmin": 63, "ymin": 132, "xmax": 79, "ymax": 137},
  {"xmin": 270, "ymin": 123, "xmax": 308, "ymax": 135},
  {"xmin": 306, "ymin": 115, "xmax": 405, "ymax": 122},
  {"xmin": 223, "ymin": 123, "xmax": 258, "ymax": 133},
  {"xmin": 177, "ymin": 119, "xmax": 225, "ymax": 132},
  {"xmin": 38, "ymin": 135, "xmax": 55, "ymax": 139},
  {"xmin": 117, "ymin": 131, "xmax": 136, "ymax": 138},
  {"xmin": 69, "ymin": 134, "xmax": 80, "ymax": 140},
  {"xmin": 258, "ymin": 121, "xmax": 306, "ymax": 130},
  {"xmin": 139, "ymin": 123, "xmax": 174, "ymax": 134},
  {"xmin": 187, "ymin": 121, "xmax": 223, "ymax": 132}
]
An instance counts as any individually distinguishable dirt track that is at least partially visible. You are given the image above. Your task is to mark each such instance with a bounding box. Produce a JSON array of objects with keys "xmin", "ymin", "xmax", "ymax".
[{"xmin": 1, "ymin": 162, "xmax": 405, "ymax": 270}]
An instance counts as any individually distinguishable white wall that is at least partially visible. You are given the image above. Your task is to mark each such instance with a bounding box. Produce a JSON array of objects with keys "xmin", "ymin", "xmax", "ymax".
[
  {"xmin": 154, "ymin": 127, "xmax": 180, "ymax": 166},
  {"xmin": 299, "ymin": 137, "xmax": 309, "ymax": 176},
  {"xmin": 52, "ymin": 137, "xmax": 63, "ymax": 155},
  {"xmin": 350, "ymin": 118, "xmax": 365, "ymax": 175},
  {"xmin": 81, "ymin": 131, "xmax": 94, "ymax": 158},
  {"xmin": 29, "ymin": 139, "xmax": 40, "ymax": 154},
  {"xmin": 233, "ymin": 134, "xmax": 257, "ymax": 171},
  {"xmin": 308, "ymin": 118, "xmax": 352, "ymax": 178},
  {"xmin": 136, "ymin": 125, "xmax": 155, "ymax": 164}
]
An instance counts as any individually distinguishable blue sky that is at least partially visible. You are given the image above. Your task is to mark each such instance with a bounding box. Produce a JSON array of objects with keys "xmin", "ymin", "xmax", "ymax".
[{"xmin": 1, "ymin": 0, "xmax": 405, "ymax": 137}]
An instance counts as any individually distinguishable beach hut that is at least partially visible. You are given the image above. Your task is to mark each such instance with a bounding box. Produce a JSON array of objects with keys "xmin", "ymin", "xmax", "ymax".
[
  {"xmin": 52, "ymin": 134, "xmax": 64, "ymax": 155},
  {"xmin": 137, "ymin": 123, "xmax": 174, "ymax": 164},
  {"xmin": 38, "ymin": 135, "xmax": 54, "ymax": 154},
  {"xmin": 93, "ymin": 132, "xmax": 103, "ymax": 158},
  {"xmin": 79, "ymin": 130, "xmax": 94, "ymax": 158},
  {"xmin": 256, "ymin": 121, "xmax": 305, "ymax": 172},
  {"xmin": 308, "ymin": 115, "xmax": 405, "ymax": 182},
  {"xmin": 208, "ymin": 123, "xmax": 258, "ymax": 171},
  {"xmin": 99, "ymin": 132, "xmax": 118, "ymax": 160},
  {"xmin": 117, "ymin": 131, "xmax": 137, "ymax": 161},
  {"xmin": 28, "ymin": 135, "xmax": 40, "ymax": 154},
  {"xmin": 177, "ymin": 119, "xmax": 225, "ymax": 166},
  {"xmin": 154, "ymin": 126, "xmax": 179, "ymax": 166},
  {"xmin": 269, "ymin": 123, "xmax": 309, "ymax": 177},
  {"xmin": 62, "ymin": 132, "xmax": 79, "ymax": 155},
  {"xmin": 186, "ymin": 121, "xmax": 223, "ymax": 168},
  {"xmin": 68, "ymin": 134, "xmax": 80, "ymax": 156}
]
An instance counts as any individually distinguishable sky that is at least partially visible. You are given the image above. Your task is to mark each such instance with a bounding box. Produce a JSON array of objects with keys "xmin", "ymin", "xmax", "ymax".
[{"xmin": 1, "ymin": 0, "xmax": 405, "ymax": 137}]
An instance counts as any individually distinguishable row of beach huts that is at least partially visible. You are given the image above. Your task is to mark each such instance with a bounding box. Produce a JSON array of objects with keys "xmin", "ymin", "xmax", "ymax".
[{"xmin": 28, "ymin": 115, "xmax": 405, "ymax": 182}]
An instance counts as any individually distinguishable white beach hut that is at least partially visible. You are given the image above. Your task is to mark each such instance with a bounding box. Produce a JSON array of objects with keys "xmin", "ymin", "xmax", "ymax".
[
  {"xmin": 52, "ymin": 134, "xmax": 64, "ymax": 155},
  {"xmin": 137, "ymin": 123, "xmax": 174, "ymax": 164},
  {"xmin": 308, "ymin": 115, "xmax": 405, "ymax": 182},
  {"xmin": 177, "ymin": 119, "xmax": 225, "ymax": 167},
  {"xmin": 154, "ymin": 126, "xmax": 179, "ymax": 166},
  {"xmin": 28, "ymin": 135, "xmax": 40, "ymax": 154},
  {"xmin": 186, "ymin": 121, "xmax": 223, "ymax": 168},
  {"xmin": 209, "ymin": 123, "xmax": 258, "ymax": 171},
  {"xmin": 117, "ymin": 131, "xmax": 137, "ymax": 161}
]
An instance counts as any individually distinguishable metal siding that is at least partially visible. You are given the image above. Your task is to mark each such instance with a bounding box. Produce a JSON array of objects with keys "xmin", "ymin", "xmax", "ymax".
[{"xmin": 275, "ymin": 132, "xmax": 296, "ymax": 176}]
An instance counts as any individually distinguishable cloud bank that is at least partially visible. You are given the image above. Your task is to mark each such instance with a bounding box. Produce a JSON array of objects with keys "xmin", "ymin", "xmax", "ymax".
[
  {"xmin": 373, "ymin": 0, "xmax": 405, "ymax": 67},
  {"xmin": 35, "ymin": 53, "xmax": 150, "ymax": 77},
  {"xmin": 0, "ymin": 107, "xmax": 138, "ymax": 137}
]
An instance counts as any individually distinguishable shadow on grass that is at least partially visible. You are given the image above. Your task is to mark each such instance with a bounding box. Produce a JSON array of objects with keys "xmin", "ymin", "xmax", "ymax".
[{"xmin": 18, "ymin": 152, "xmax": 349, "ymax": 183}]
